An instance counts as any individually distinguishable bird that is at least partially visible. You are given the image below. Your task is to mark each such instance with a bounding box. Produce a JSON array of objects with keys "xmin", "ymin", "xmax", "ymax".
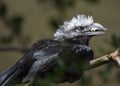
[{"xmin": 0, "ymin": 14, "xmax": 107, "ymax": 86}]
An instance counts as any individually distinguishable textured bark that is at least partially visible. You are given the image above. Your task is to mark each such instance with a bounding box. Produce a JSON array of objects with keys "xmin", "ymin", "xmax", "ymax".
[{"xmin": 85, "ymin": 48, "xmax": 120, "ymax": 70}]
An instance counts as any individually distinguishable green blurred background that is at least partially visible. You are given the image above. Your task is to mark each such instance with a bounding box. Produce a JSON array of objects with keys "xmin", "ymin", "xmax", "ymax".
[{"xmin": 0, "ymin": 0, "xmax": 120, "ymax": 86}]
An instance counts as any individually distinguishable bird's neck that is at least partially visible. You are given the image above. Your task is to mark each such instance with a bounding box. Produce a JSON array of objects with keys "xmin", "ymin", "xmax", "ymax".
[{"xmin": 64, "ymin": 36, "xmax": 90, "ymax": 46}]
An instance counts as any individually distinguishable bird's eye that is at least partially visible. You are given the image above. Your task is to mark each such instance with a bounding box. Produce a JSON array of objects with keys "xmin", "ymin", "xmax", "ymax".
[
  {"xmin": 79, "ymin": 26, "xmax": 84, "ymax": 30},
  {"xmin": 75, "ymin": 26, "xmax": 84, "ymax": 30}
]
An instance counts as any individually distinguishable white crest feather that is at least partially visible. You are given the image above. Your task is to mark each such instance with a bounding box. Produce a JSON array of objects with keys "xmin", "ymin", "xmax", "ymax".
[
  {"xmin": 62, "ymin": 14, "xmax": 94, "ymax": 31},
  {"xmin": 54, "ymin": 14, "xmax": 94, "ymax": 39}
]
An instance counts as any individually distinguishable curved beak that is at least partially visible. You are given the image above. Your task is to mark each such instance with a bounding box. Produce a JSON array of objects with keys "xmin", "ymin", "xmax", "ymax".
[{"xmin": 85, "ymin": 23, "xmax": 107, "ymax": 36}]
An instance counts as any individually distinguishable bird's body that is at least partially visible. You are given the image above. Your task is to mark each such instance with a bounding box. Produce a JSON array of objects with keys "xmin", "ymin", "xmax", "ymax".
[{"xmin": 0, "ymin": 14, "xmax": 107, "ymax": 86}]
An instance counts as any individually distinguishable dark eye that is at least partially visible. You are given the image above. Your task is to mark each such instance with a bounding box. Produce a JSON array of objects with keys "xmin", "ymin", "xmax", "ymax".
[
  {"xmin": 79, "ymin": 26, "xmax": 84, "ymax": 30},
  {"xmin": 75, "ymin": 26, "xmax": 84, "ymax": 30}
]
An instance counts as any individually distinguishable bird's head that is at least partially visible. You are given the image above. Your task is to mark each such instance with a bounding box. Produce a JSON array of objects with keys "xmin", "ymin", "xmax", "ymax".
[{"xmin": 54, "ymin": 15, "xmax": 107, "ymax": 44}]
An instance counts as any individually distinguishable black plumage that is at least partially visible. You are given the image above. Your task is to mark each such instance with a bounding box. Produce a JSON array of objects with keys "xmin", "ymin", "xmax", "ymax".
[{"xmin": 0, "ymin": 15, "xmax": 107, "ymax": 86}]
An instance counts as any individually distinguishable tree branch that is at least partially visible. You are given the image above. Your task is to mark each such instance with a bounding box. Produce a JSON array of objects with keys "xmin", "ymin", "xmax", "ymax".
[
  {"xmin": 85, "ymin": 48, "xmax": 120, "ymax": 70},
  {"xmin": 0, "ymin": 45, "xmax": 29, "ymax": 52},
  {"xmin": 0, "ymin": 44, "xmax": 120, "ymax": 70}
]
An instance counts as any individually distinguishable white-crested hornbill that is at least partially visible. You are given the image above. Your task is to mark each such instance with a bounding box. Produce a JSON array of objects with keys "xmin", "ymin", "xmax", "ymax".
[{"xmin": 0, "ymin": 14, "xmax": 107, "ymax": 86}]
